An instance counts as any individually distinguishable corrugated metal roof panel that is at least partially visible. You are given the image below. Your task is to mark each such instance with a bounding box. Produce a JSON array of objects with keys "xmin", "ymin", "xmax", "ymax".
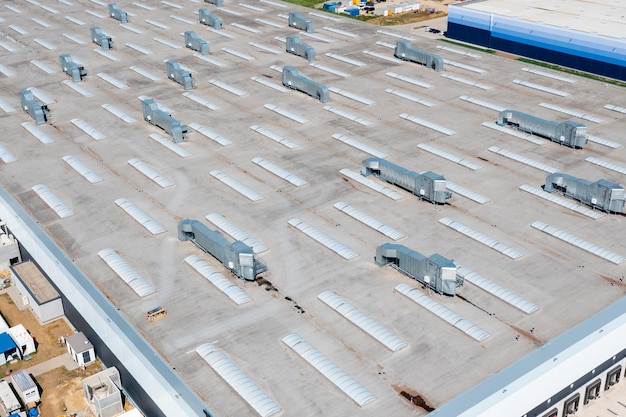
[
  {"xmin": 114, "ymin": 198, "xmax": 166, "ymax": 235},
  {"xmin": 519, "ymin": 184, "xmax": 603, "ymax": 220},
  {"xmin": 333, "ymin": 201, "xmax": 405, "ymax": 240},
  {"xmin": 318, "ymin": 290, "xmax": 407, "ymax": 352},
  {"xmin": 282, "ymin": 333, "xmax": 377, "ymax": 407},
  {"xmin": 251, "ymin": 157, "xmax": 307, "ymax": 187},
  {"xmin": 210, "ymin": 170, "xmax": 264, "ymax": 202},
  {"xmin": 394, "ymin": 283, "xmax": 490, "ymax": 342},
  {"xmin": 128, "ymin": 158, "xmax": 174, "ymax": 188},
  {"xmin": 457, "ymin": 266, "xmax": 539, "ymax": 315},
  {"xmin": 97, "ymin": 248, "xmax": 156, "ymax": 297},
  {"xmin": 439, "ymin": 217, "xmax": 523, "ymax": 259},
  {"xmin": 339, "ymin": 169, "xmax": 404, "ymax": 201},
  {"xmin": 288, "ymin": 218, "xmax": 358, "ymax": 260},
  {"xmin": 530, "ymin": 220, "xmax": 625, "ymax": 264},
  {"xmin": 63, "ymin": 155, "xmax": 103, "ymax": 184},
  {"xmin": 205, "ymin": 213, "xmax": 268, "ymax": 254},
  {"xmin": 196, "ymin": 342, "xmax": 280, "ymax": 417},
  {"xmin": 32, "ymin": 184, "xmax": 74, "ymax": 218},
  {"xmin": 185, "ymin": 255, "xmax": 252, "ymax": 305}
]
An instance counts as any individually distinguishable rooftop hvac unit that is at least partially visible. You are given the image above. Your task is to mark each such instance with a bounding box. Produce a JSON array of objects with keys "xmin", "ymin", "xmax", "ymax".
[
  {"xmin": 199, "ymin": 8, "xmax": 223, "ymax": 29},
  {"xmin": 544, "ymin": 173, "xmax": 625, "ymax": 213},
  {"xmin": 90, "ymin": 26, "xmax": 113, "ymax": 50},
  {"xmin": 282, "ymin": 67, "xmax": 329, "ymax": 102},
  {"xmin": 19, "ymin": 89, "xmax": 50, "ymax": 125},
  {"xmin": 108, "ymin": 3, "xmax": 128, "ymax": 23},
  {"xmin": 59, "ymin": 54, "xmax": 88, "ymax": 82},
  {"xmin": 184, "ymin": 31, "xmax": 210, "ymax": 55},
  {"xmin": 288, "ymin": 11, "xmax": 314, "ymax": 33},
  {"xmin": 497, "ymin": 110, "xmax": 587, "ymax": 149},
  {"xmin": 205, "ymin": 0, "xmax": 224, "ymax": 7},
  {"xmin": 141, "ymin": 99, "xmax": 189, "ymax": 143},
  {"xmin": 394, "ymin": 40, "xmax": 443, "ymax": 72},
  {"xmin": 166, "ymin": 60, "xmax": 194, "ymax": 90},
  {"xmin": 286, "ymin": 35, "xmax": 316, "ymax": 62}
]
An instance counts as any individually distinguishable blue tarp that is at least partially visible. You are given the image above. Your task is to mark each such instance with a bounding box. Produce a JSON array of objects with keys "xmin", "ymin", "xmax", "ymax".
[{"xmin": 0, "ymin": 332, "xmax": 16, "ymax": 353}]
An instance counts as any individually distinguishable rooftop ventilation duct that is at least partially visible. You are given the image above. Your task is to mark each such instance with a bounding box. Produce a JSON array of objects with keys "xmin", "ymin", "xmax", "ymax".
[
  {"xmin": 59, "ymin": 54, "xmax": 88, "ymax": 82},
  {"xmin": 285, "ymin": 35, "xmax": 316, "ymax": 62},
  {"xmin": 497, "ymin": 110, "xmax": 587, "ymax": 149},
  {"xmin": 282, "ymin": 67, "xmax": 329, "ymax": 103},
  {"xmin": 184, "ymin": 31, "xmax": 209, "ymax": 55},
  {"xmin": 166, "ymin": 60, "xmax": 194, "ymax": 90},
  {"xmin": 141, "ymin": 98, "xmax": 188, "ymax": 143},
  {"xmin": 19, "ymin": 89, "xmax": 49, "ymax": 125},
  {"xmin": 288, "ymin": 11, "xmax": 314, "ymax": 33},
  {"xmin": 544, "ymin": 173, "xmax": 625, "ymax": 213},
  {"xmin": 394, "ymin": 40, "xmax": 443, "ymax": 72},
  {"xmin": 199, "ymin": 8, "xmax": 222, "ymax": 29},
  {"xmin": 90, "ymin": 26, "xmax": 113, "ymax": 50},
  {"xmin": 107, "ymin": 3, "xmax": 128, "ymax": 23}
]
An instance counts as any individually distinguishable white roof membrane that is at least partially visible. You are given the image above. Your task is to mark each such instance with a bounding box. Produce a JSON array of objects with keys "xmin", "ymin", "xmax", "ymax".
[
  {"xmin": 195, "ymin": 343, "xmax": 281, "ymax": 417},
  {"xmin": 333, "ymin": 201, "xmax": 405, "ymax": 241},
  {"xmin": 282, "ymin": 333, "xmax": 377, "ymax": 407},
  {"xmin": 62, "ymin": 155, "xmax": 103, "ymax": 184},
  {"xmin": 318, "ymin": 290, "xmax": 407, "ymax": 352},
  {"xmin": 288, "ymin": 218, "xmax": 358, "ymax": 260},
  {"xmin": 127, "ymin": 158, "xmax": 174, "ymax": 188},
  {"xmin": 31, "ymin": 184, "xmax": 74, "ymax": 218},
  {"xmin": 97, "ymin": 248, "xmax": 156, "ymax": 297},
  {"xmin": 185, "ymin": 255, "xmax": 252, "ymax": 306},
  {"xmin": 114, "ymin": 198, "xmax": 166, "ymax": 235},
  {"xmin": 205, "ymin": 213, "xmax": 268, "ymax": 254},
  {"xmin": 394, "ymin": 283, "xmax": 490, "ymax": 342}
]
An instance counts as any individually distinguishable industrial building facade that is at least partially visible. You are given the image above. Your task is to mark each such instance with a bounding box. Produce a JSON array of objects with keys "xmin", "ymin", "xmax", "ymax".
[{"xmin": 446, "ymin": 0, "xmax": 626, "ymax": 82}]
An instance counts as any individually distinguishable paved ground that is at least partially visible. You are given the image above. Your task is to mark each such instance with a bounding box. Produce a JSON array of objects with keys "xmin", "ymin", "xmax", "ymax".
[{"xmin": 24, "ymin": 352, "xmax": 79, "ymax": 377}]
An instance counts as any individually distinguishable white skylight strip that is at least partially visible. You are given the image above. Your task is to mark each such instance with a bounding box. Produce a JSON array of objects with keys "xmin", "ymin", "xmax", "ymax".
[
  {"xmin": 231, "ymin": 23, "xmax": 261, "ymax": 34},
  {"xmin": 251, "ymin": 76, "xmax": 288, "ymax": 92},
  {"xmin": 329, "ymin": 87, "xmax": 374, "ymax": 105},
  {"xmin": 220, "ymin": 47, "xmax": 255, "ymax": 61},
  {"xmin": 481, "ymin": 121, "xmax": 546, "ymax": 145},
  {"xmin": 34, "ymin": 39, "xmax": 56, "ymax": 50},
  {"xmin": 90, "ymin": 0, "xmax": 106, "ymax": 5},
  {"xmin": 249, "ymin": 42, "xmax": 282, "ymax": 54},
  {"xmin": 126, "ymin": 42, "xmax": 153, "ymax": 54},
  {"xmin": 386, "ymin": 89, "xmax": 435, "ymax": 107},
  {"xmin": 417, "ymin": 143, "xmax": 482, "ymax": 170},
  {"xmin": 310, "ymin": 10, "xmax": 341, "ymax": 20},
  {"xmin": 362, "ymin": 50, "xmax": 402, "ymax": 63},
  {"xmin": 324, "ymin": 52, "xmax": 365, "ymax": 67},
  {"xmin": 458, "ymin": 95, "xmax": 505, "ymax": 112},
  {"xmin": 324, "ymin": 106, "xmax": 373, "ymax": 127},
  {"xmin": 205, "ymin": 213, "xmax": 268, "ymax": 254},
  {"xmin": 340, "ymin": 169, "xmax": 404, "ymax": 201},
  {"xmin": 62, "ymin": 155, "xmax": 103, "ymax": 184},
  {"xmin": 209, "ymin": 79, "xmax": 248, "ymax": 96},
  {"xmin": 63, "ymin": 33, "xmax": 86, "ymax": 44},
  {"xmin": 207, "ymin": 27, "xmax": 235, "ymax": 38},
  {"xmin": 252, "ymin": 157, "xmax": 307, "ymax": 187},
  {"xmin": 512, "ymin": 79, "xmax": 569, "ymax": 97},
  {"xmin": 114, "ymin": 198, "xmax": 166, "ymax": 235},
  {"xmin": 385, "ymin": 72, "xmax": 433, "ymax": 88},
  {"xmin": 133, "ymin": 2, "xmax": 154, "ymax": 10},
  {"xmin": 71, "ymin": 118, "xmax": 105, "ymax": 140},
  {"xmin": 261, "ymin": 0, "xmax": 287, "ymax": 7},
  {"xmin": 183, "ymin": 92, "xmax": 220, "ymax": 110},
  {"xmin": 93, "ymin": 49, "xmax": 120, "ymax": 61},
  {"xmin": 439, "ymin": 217, "xmax": 523, "ymax": 259},
  {"xmin": 210, "ymin": 170, "xmax": 264, "ymax": 202},
  {"xmin": 376, "ymin": 29, "xmax": 413, "ymax": 40},
  {"xmin": 519, "ymin": 184, "xmax": 603, "ymax": 220},
  {"xmin": 375, "ymin": 40, "xmax": 395, "ymax": 49},
  {"xmin": 128, "ymin": 159, "xmax": 173, "ymax": 188},
  {"xmin": 6, "ymin": 6, "xmax": 23, "ymax": 14},
  {"xmin": 269, "ymin": 64, "xmax": 284, "ymax": 73},
  {"xmin": 194, "ymin": 54, "xmax": 226, "ymax": 68},
  {"xmin": 120, "ymin": 24, "xmax": 143, "ymax": 33},
  {"xmin": 153, "ymin": 37, "xmax": 180, "ymax": 48},
  {"xmin": 264, "ymin": 104, "xmax": 309, "ymax": 124},
  {"xmin": 254, "ymin": 18, "xmax": 283, "ymax": 28},
  {"xmin": 98, "ymin": 248, "xmax": 156, "ymax": 297},
  {"xmin": 457, "ymin": 266, "xmax": 539, "ymax": 315},
  {"xmin": 30, "ymin": 60, "xmax": 56, "ymax": 74},
  {"xmin": 221, "ymin": 8, "xmax": 243, "ymax": 15},
  {"xmin": 333, "ymin": 201, "xmax": 405, "ymax": 241},
  {"xmin": 302, "ymin": 32, "xmax": 332, "ymax": 43},
  {"xmin": 85, "ymin": 10, "xmax": 105, "ymax": 18},
  {"xmin": 436, "ymin": 45, "xmax": 481, "ymax": 58},
  {"xmin": 188, "ymin": 123, "xmax": 232, "ymax": 146},
  {"xmin": 0, "ymin": 98, "xmax": 16, "ymax": 113},
  {"xmin": 101, "ymin": 104, "xmax": 137, "ymax": 124},
  {"xmin": 97, "ymin": 73, "xmax": 128, "ymax": 89},
  {"xmin": 170, "ymin": 15, "xmax": 194, "ymax": 24},
  {"xmin": 32, "ymin": 18, "xmax": 51, "ymax": 27},
  {"xmin": 162, "ymin": 0, "xmax": 183, "ymax": 8},
  {"xmin": 185, "ymin": 255, "xmax": 252, "ymax": 306},
  {"xmin": 395, "ymin": 283, "xmax": 491, "ymax": 342},
  {"xmin": 0, "ymin": 65, "xmax": 15, "ymax": 77},
  {"xmin": 331, "ymin": 133, "xmax": 387, "ymax": 158},
  {"xmin": 443, "ymin": 59, "xmax": 485, "ymax": 74},
  {"xmin": 282, "ymin": 333, "xmax": 376, "ymax": 407},
  {"xmin": 28, "ymin": 88, "xmax": 54, "ymax": 105},
  {"xmin": 440, "ymin": 73, "xmax": 491, "ymax": 90},
  {"xmin": 41, "ymin": 5, "xmax": 59, "ymax": 13},
  {"xmin": 323, "ymin": 27, "xmax": 357, "ymax": 38},
  {"xmin": 250, "ymin": 125, "xmax": 298, "ymax": 149},
  {"xmin": 0, "ymin": 146, "xmax": 16, "ymax": 163},
  {"xmin": 400, "ymin": 113, "xmax": 456, "ymax": 135},
  {"xmin": 21, "ymin": 122, "xmax": 54, "ymax": 144},
  {"xmin": 196, "ymin": 343, "xmax": 281, "ymax": 417},
  {"xmin": 538, "ymin": 102, "xmax": 603, "ymax": 123},
  {"xmin": 531, "ymin": 220, "xmax": 625, "ymax": 264},
  {"xmin": 488, "ymin": 146, "xmax": 558, "ymax": 173},
  {"xmin": 0, "ymin": 41, "xmax": 17, "ymax": 52},
  {"xmin": 604, "ymin": 104, "xmax": 626, "ymax": 114},
  {"xmin": 32, "ymin": 184, "xmax": 74, "ymax": 218},
  {"xmin": 521, "ymin": 67, "xmax": 575, "ymax": 83},
  {"xmin": 149, "ymin": 133, "xmax": 191, "ymax": 157},
  {"xmin": 585, "ymin": 156, "xmax": 626, "ymax": 175},
  {"xmin": 445, "ymin": 181, "xmax": 490, "ymax": 204},
  {"xmin": 288, "ymin": 218, "xmax": 358, "ymax": 260},
  {"xmin": 273, "ymin": 36, "xmax": 286, "ymax": 43},
  {"xmin": 240, "ymin": 3, "xmax": 266, "ymax": 11},
  {"xmin": 130, "ymin": 66, "xmax": 159, "ymax": 81},
  {"xmin": 586, "ymin": 135, "xmax": 621, "ymax": 149},
  {"xmin": 146, "ymin": 19, "xmax": 170, "ymax": 30},
  {"xmin": 318, "ymin": 290, "xmax": 407, "ymax": 351}
]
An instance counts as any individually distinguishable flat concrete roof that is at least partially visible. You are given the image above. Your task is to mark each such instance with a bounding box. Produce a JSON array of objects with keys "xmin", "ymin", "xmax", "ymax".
[
  {"xmin": 452, "ymin": 0, "xmax": 626, "ymax": 39},
  {"xmin": 1, "ymin": 1, "xmax": 626, "ymax": 416},
  {"xmin": 12, "ymin": 261, "xmax": 59, "ymax": 304}
]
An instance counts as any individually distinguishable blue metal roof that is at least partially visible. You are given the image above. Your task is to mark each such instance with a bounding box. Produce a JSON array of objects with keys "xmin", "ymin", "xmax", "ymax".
[{"xmin": 0, "ymin": 332, "xmax": 16, "ymax": 353}]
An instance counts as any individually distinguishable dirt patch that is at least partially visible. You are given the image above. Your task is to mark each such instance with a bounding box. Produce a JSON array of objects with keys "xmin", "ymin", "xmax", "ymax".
[{"xmin": 392, "ymin": 384, "xmax": 435, "ymax": 413}]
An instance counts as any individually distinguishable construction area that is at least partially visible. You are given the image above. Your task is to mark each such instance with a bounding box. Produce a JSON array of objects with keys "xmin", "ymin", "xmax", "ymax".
[{"xmin": 0, "ymin": 0, "xmax": 625, "ymax": 416}]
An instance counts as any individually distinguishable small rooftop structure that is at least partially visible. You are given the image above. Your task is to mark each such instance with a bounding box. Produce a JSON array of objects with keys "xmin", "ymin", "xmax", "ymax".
[
  {"xmin": 10, "ymin": 370, "xmax": 39, "ymax": 404},
  {"xmin": 7, "ymin": 325, "xmax": 35, "ymax": 358},
  {"xmin": 67, "ymin": 332, "xmax": 95, "ymax": 367},
  {"xmin": 10, "ymin": 261, "xmax": 64, "ymax": 324},
  {"xmin": 83, "ymin": 367, "xmax": 123, "ymax": 417},
  {"xmin": 0, "ymin": 333, "xmax": 17, "ymax": 366}
]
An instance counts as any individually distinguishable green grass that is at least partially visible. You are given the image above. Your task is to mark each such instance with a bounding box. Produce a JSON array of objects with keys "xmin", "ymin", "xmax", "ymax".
[
  {"xmin": 517, "ymin": 58, "xmax": 626, "ymax": 87},
  {"xmin": 281, "ymin": 0, "xmax": 326, "ymax": 7}
]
